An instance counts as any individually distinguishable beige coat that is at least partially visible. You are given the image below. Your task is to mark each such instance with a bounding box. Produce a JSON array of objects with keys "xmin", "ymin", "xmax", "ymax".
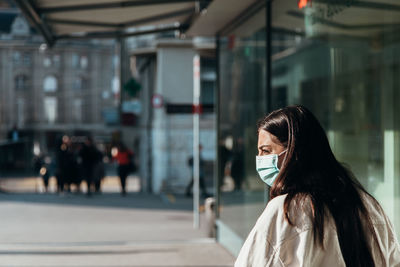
[{"xmin": 235, "ymin": 193, "xmax": 400, "ymax": 267}]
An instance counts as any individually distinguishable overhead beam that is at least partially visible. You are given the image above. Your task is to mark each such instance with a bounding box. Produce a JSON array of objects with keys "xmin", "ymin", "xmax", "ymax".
[
  {"xmin": 14, "ymin": 0, "xmax": 55, "ymax": 46},
  {"xmin": 124, "ymin": 7, "xmax": 195, "ymax": 26},
  {"xmin": 38, "ymin": 0, "xmax": 212, "ymax": 14},
  {"xmin": 218, "ymin": 0, "xmax": 265, "ymax": 36},
  {"xmin": 44, "ymin": 7, "xmax": 194, "ymax": 32},
  {"xmin": 55, "ymin": 24, "xmax": 188, "ymax": 40},
  {"xmin": 45, "ymin": 18, "xmax": 122, "ymax": 29},
  {"xmin": 45, "ymin": 7, "xmax": 195, "ymax": 29},
  {"xmin": 179, "ymin": 6, "xmax": 199, "ymax": 34}
]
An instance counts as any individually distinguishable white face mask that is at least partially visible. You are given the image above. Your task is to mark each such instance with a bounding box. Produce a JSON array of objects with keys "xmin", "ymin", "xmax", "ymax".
[{"xmin": 256, "ymin": 150, "xmax": 286, "ymax": 187}]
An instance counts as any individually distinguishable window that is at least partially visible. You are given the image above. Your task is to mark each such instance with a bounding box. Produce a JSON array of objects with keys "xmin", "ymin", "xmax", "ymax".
[
  {"xmin": 44, "ymin": 97, "xmax": 57, "ymax": 124},
  {"xmin": 43, "ymin": 75, "xmax": 58, "ymax": 92},
  {"xmin": 17, "ymin": 98, "xmax": 25, "ymax": 126},
  {"xmin": 72, "ymin": 53, "xmax": 79, "ymax": 68},
  {"xmin": 13, "ymin": 51, "xmax": 21, "ymax": 65},
  {"xmin": 80, "ymin": 56, "xmax": 88, "ymax": 69},
  {"xmin": 23, "ymin": 53, "xmax": 31, "ymax": 66},
  {"xmin": 73, "ymin": 77, "xmax": 88, "ymax": 90},
  {"xmin": 201, "ymin": 81, "xmax": 214, "ymax": 105},
  {"xmin": 15, "ymin": 75, "xmax": 29, "ymax": 90},
  {"xmin": 43, "ymin": 57, "xmax": 51, "ymax": 67},
  {"xmin": 53, "ymin": 55, "xmax": 61, "ymax": 67},
  {"xmin": 13, "ymin": 52, "xmax": 31, "ymax": 66},
  {"xmin": 200, "ymin": 58, "xmax": 216, "ymax": 105},
  {"xmin": 72, "ymin": 99, "xmax": 82, "ymax": 123},
  {"xmin": 71, "ymin": 54, "xmax": 89, "ymax": 69},
  {"xmin": 73, "ymin": 78, "xmax": 82, "ymax": 90}
]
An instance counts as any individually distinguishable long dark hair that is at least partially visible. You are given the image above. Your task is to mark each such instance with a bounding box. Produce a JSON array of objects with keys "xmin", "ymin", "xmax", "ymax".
[{"xmin": 258, "ymin": 105, "xmax": 383, "ymax": 267}]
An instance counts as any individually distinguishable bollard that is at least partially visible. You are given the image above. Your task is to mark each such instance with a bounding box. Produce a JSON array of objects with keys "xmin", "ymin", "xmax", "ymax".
[{"xmin": 204, "ymin": 197, "xmax": 216, "ymax": 237}]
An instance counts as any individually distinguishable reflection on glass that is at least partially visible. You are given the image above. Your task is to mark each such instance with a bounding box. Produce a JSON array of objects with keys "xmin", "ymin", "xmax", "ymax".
[
  {"xmin": 0, "ymin": 11, "xmax": 118, "ymax": 177},
  {"xmin": 271, "ymin": 0, "xmax": 400, "ymax": 235},
  {"xmin": 218, "ymin": 7, "xmax": 267, "ymax": 248}
]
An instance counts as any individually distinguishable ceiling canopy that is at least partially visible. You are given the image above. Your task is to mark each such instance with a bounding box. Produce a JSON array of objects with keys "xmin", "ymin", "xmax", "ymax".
[{"xmin": 14, "ymin": 0, "xmax": 211, "ymax": 46}]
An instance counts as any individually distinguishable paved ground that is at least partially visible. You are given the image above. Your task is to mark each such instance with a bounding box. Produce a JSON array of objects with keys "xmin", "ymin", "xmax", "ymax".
[
  {"xmin": 0, "ymin": 175, "xmax": 141, "ymax": 194},
  {"xmin": 0, "ymin": 177, "xmax": 235, "ymax": 267}
]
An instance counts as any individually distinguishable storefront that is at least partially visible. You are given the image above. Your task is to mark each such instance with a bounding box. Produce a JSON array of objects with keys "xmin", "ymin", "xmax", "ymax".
[{"xmin": 190, "ymin": 0, "xmax": 400, "ymax": 256}]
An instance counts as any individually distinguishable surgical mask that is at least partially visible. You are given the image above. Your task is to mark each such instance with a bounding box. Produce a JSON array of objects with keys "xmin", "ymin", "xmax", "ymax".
[{"xmin": 256, "ymin": 150, "xmax": 286, "ymax": 187}]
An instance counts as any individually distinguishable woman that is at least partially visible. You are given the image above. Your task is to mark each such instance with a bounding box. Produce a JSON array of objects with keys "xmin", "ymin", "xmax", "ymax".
[
  {"xmin": 114, "ymin": 142, "xmax": 134, "ymax": 196},
  {"xmin": 235, "ymin": 105, "xmax": 400, "ymax": 267}
]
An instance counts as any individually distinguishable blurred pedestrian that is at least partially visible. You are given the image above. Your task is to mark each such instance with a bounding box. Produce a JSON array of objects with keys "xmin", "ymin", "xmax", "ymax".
[
  {"xmin": 235, "ymin": 105, "xmax": 400, "ymax": 266},
  {"xmin": 218, "ymin": 138, "xmax": 232, "ymax": 191},
  {"xmin": 92, "ymin": 153, "xmax": 105, "ymax": 193},
  {"xmin": 64, "ymin": 143, "xmax": 81, "ymax": 192},
  {"xmin": 34, "ymin": 154, "xmax": 50, "ymax": 192},
  {"xmin": 55, "ymin": 135, "xmax": 72, "ymax": 193},
  {"xmin": 113, "ymin": 142, "xmax": 135, "ymax": 196},
  {"xmin": 7, "ymin": 124, "xmax": 19, "ymax": 142},
  {"xmin": 230, "ymin": 138, "xmax": 244, "ymax": 191},
  {"xmin": 79, "ymin": 136, "xmax": 102, "ymax": 196},
  {"xmin": 185, "ymin": 144, "xmax": 210, "ymax": 198}
]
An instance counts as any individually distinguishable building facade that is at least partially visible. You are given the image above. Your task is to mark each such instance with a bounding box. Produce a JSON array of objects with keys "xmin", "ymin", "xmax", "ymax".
[{"xmin": 0, "ymin": 12, "xmax": 118, "ymax": 173}]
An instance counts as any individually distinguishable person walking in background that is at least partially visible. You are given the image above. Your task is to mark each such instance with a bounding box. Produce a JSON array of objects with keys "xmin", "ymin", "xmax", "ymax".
[
  {"xmin": 64, "ymin": 142, "xmax": 81, "ymax": 193},
  {"xmin": 113, "ymin": 142, "xmax": 134, "ymax": 196},
  {"xmin": 230, "ymin": 138, "xmax": 244, "ymax": 191},
  {"xmin": 79, "ymin": 136, "xmax": 102, "ymax": 196},
  {"xmin": 34, "ymin": 154, "xmax": 51, "ymax": 193},
  {"xmin": 55, "ymin": 135, "xmax": 71, "ymax": 193},
  {"xmin": 92, "ymin": 153, "xmax": 105, "ymax": 193},
  {"xmin": 235, "ymin": 105, "xmax": 400, "ymax": 266},
  {"xmin": 185, "ymin": 144, "xmax": 210, "ymax": 198},
  {"xmin": 7, "ymin": 124, "xmax": 19, "ymax": 142},
  {"xmin": 218, "ymin": 137, "xmax": 232, "ymax": 191}
]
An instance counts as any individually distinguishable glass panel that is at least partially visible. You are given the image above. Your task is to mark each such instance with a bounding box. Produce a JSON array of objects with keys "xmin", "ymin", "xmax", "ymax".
[
  {"xmin": 218, "ymin": 7, "xmax": 267, "ymax": 242},
  {"xmin": 0, "ymin": 24, "xmax": 117, "ymax": 177},
  {"xmin": 271, "ymin": 0, "xmax": 400, "ymax": 235}
]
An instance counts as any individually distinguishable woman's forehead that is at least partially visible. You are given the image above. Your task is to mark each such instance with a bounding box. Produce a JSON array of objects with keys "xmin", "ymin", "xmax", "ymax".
[{"xmin": 258, "ymin": 130, "xmax": 281, "ymax": 146}]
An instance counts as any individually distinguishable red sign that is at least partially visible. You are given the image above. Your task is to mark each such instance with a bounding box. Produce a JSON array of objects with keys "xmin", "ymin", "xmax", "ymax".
[
  {"xmin": 192, "ymin": 104, "xmax": 203, "ymax": 114},
  {"xmin": 228, "ymin": 35, "xmax": 235, "ymax": 50},
  {"xmin": 298, "ymin": 0, "xmax": 311, "ymax": 9}
]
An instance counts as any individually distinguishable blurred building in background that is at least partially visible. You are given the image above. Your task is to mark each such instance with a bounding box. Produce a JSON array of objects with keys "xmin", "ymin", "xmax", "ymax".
[
  {"xmin": 0, "ymin": 1, "xmax": 217, "ymax": 196},
  {"xmin": 0, "ymin": 4, "xmax": 118, "ymax": 174}
]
